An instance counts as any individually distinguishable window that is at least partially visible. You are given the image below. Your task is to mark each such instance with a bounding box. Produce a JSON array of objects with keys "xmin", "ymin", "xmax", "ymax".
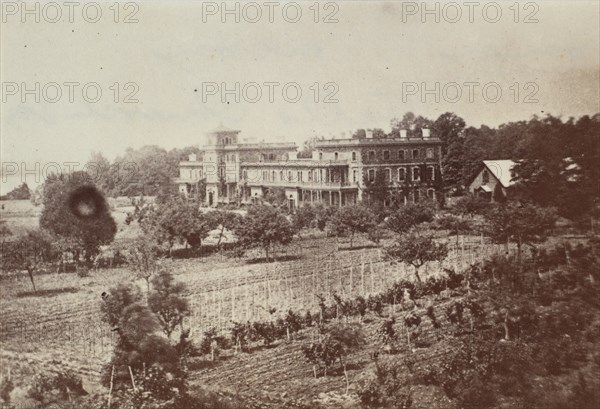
[
  {"xmin": 352, "ymin": 152, "xmax": 357, "ymax": 161},
  {"xmin": 243, "ymin": 170, "xmax": 247, "ymax": 179},
  {"xmin": 482, "ymin": 169, "xmax": 489, "ymax": 184},
  {"xmin": 428, "ymin": 166, "xmax": 435, "ymax": 181},
  {"xmin": 288, "ymin": 170, "xmax": 293, "ymax": 181},
  {"xmin": 414, "ymin": 189, "xmax": 420, "ymax": 202},
  {"xmin": 319, "ymin": 152, "xmax": 323, "ymax": 160},
  {"xmin": 413, "ymin": 166, "xmax": 420, "ymax": 181},
  {"xmin": 412, "ymin": 149, "xmax": 420, "ymax": 159},
  {"xmin": 383, "ymin": 150, "xmax": 390, "ymax": 161},
  {"xmin": 280, "ymin": 170, "xmax": 284, "ymax": 181},
  {"xmin": 319, "ymin": 169, "xmax": 323, "ymax": 182},
  {"xmin": 334, "ymin": 152, "xmax": 339, "ymax": 161},
  {"xmin": 385, "ymin": 168, "xmax": 391, "ymax": 181},
  {"xmin": 308, "ymin": 170, "xmax": 313, "ymax": 182},
  {"xmin": 427, "ymin": 189, "xmax": 435, "ymax": 200},
  {"xmin": 426, "ymin": 148, "xmax": 434, "ymax": 159},
  {"xmin": 369, "ymin": 151, "xmax": 375, "ymax": 161},
  {"xmin": 398, "ymin": 167, "xmax": 406, "ymax": 181},
  {"xmin": 368, "ymin": 169, "xmax": 375, "ymax": 182},
  {"xmin": 353, "ymin": 169, "xmax": 358, "ymax": 183},
  {"xmin": 199, "ymin": 169, "xmax": 203, "ymax": 178},
  {"xmin": 298, "ymin": 171, "xmax": 303, "ymax": 182},
  {"xmin": 398, "ymin": 150, "xmax": 405, "ymax": 161}
]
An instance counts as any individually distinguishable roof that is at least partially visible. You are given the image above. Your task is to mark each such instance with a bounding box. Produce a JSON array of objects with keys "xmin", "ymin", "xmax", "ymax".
[
  {"xmin": 208, "ymin": 123, "xmax": 239, "ymax": 134},
  {"xmin": 482, "ymin": 160, "xmax": 516, "ymax": 188},
  {"xmin": 241, "ymin": 160, "xmax": 349, "ymax": 168},
  {"xmin": 315, "ymin": 137, "xmax": 441, "ymax": 148}
]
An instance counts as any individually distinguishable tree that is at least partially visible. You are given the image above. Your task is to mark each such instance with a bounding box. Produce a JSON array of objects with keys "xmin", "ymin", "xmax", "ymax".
[
  {"xmin": 298, "ymin": 135, "xmax": 325, "ymax": 158},
  {"xmin": 363, "ymin": 170, "xmax": 390, "ymax": 210},
  {"xmin": 484, "ymin": 202, "xmax": 557, "ymax": 263},
  {"xmin": 492, "ymin": 183, "xmax": 507, "ymax": 203},
  {"xmin": 137, "ymin": 195, "xmax": 213, "ymax": 253},
  {"xmin": 2, "ymin": 229, "xmax": 59, "ymax": 292},
  {"xmin": 87, "ymin": 151, "xmax": 114, "ymax": 196},
  {"xmin": 386, "ymin": 232, "xmax": 448, "ymax": 282},
  {"xmin": 40, "ymin": 172, "xmax": 117, "ymax": 262},
  {"xmin": 0, "ymin": 220, "xmax": 11, "ymax": 240},
  {"xmin": 451, "ymin": 195, "xmax": 489, "ymax": 217},
  {"xmin": 205, "ymin": 209, "xmax": 241, "ymax": 248},
  {"xmin": 234, "ymin": 204, "xmax": 295, "ymax": 261},
  {"xmin": 385, "ymin": 202, "xmax": 435, "ymax": 234},
  {"xmin": 148, "ymin": 270, "xmax": 191, "ymax": 339},
  {"xmin": 329, "ymin": 204, "xmax": 377, "ymax": 249},
  {"xmin": 100, "ymin": 282, "xmax": 144, "ymax": 329},
  {"xmin": 434, "ymin": 112, "xmax": 466, "ymax": 190},
  {"xmin": 127, "ymin": 237, "xmax": 162, "ymax": 293},
  {"xmin": 403, "ymin": 311, "xmax": 422, "ymax": 350},
  {"xmin": 292, "ymin": 204, "xmax": 316, "ymax": 235},
  {"xmin": 302, "ymin": 323, "xmax": 366, "ymax": 393},
  {"xmin": 100, "ymin": 282, "xmax": 184, "ymax": 399},
  {"xmin": 389, "ymin": 112, "xmax": 434, "ymax": 139}
]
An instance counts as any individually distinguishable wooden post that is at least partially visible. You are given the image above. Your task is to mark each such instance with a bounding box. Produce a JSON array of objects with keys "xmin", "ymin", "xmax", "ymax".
[
  {"xmin": 361, "ymin": 259, "xmax": 365, "ymax": 295},
  {"xmin": 108, "ymin": 365, "xmax": 115, "ymax": 409},
  {"xmin": 128, "ymin": 366, "xmax": 136, "ymax": 391},
  {"xmin": 231, "ymin": 285, "xmax": 236, "ymax": 322},
  {"xmin": 349, "ymin": 266, "xmax": 353, "ymax": 296}
]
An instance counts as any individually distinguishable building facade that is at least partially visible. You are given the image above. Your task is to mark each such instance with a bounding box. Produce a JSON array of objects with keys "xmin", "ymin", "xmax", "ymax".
[{"xmin": 175, "ymin": 126, "xmax": 443, "ymax": 209}]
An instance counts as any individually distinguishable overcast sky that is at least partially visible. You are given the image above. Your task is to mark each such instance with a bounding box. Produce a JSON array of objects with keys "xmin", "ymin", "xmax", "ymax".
[{"xmin": 1, "ymin": 1, "xmax": 599, "ymax": 191}]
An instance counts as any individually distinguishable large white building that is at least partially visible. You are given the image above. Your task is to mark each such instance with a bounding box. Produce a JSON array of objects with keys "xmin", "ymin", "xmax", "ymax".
[{"xmin": 175, "ymin": 125, "xmax": 444, "ymax": 209}]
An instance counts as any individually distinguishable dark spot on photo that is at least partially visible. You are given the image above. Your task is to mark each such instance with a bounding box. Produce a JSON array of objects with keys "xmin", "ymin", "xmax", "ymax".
[{"xmin": 68, "ymin": 186, "xmax": 106, "ymax": 219}]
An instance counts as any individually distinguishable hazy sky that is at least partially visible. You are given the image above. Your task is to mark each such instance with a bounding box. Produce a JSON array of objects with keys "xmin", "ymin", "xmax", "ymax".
[{"xmin": 1, "ymin": 1, "xmax": 599, "ymax": 191}]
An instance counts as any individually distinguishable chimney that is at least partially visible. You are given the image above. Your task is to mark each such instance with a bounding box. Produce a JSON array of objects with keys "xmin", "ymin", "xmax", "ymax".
[
  {"xmin": 366, "ymin": 129, "xmax": 374, "ymax": 138},
  {"xmin": 188, "ymin": 153, "xmax": 197, "ymax": 162},
  {"xmin": 422, "ymin": 128, "xmax": 430, "ymax": 139},
  {"xmin": 400, "ymin": 129, "xmax": 407, "ymax": 139}
]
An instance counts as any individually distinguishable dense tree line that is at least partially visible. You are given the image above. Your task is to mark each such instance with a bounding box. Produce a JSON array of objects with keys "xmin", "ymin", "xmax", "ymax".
[
  {"xmin": 86, "ymin": 145, "xmax": 202, "ymax": 197},
  {"xmin": 0, "ymin": 182, "xmax": 31, "ymax": 200},
  {"xmin": 349, "ymin": 112, "xmax": 599, "ymax": 222}
]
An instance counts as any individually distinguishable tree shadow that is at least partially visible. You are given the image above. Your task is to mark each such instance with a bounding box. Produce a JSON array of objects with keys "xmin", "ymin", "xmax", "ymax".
[
  {"xmin": 245, "ymin": 254, "xmax": 303, "ymax": 264},
  {"xmin": 338, "ymin": 244, "xmax": 379, "ymax": 251},
  {"xmin": 16, "ymin": 287, "xmax": 79, "ymax": 298}
]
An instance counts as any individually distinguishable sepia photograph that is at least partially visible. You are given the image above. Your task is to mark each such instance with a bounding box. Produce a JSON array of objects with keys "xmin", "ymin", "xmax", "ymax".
[{"xmin": 1, "ymin": 1, "xmax": 599, "ymax": 408}]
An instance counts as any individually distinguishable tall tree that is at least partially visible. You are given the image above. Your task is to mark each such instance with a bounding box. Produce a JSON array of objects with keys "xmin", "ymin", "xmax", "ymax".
[{"xmin": 435, "ymin": 112, "xmax": 467, "ymax": 190}]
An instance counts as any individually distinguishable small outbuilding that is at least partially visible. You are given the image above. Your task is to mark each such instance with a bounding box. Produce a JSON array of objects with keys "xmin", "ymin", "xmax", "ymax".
[{"xmin": 468, "ymin": 160, "xmax": 516, "ymax": 201}]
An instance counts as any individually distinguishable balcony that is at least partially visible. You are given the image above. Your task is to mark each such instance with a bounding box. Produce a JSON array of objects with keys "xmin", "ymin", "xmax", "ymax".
[{"xmin": 240, "ymin": 177, "xmax": 353, "ymax": 190}]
